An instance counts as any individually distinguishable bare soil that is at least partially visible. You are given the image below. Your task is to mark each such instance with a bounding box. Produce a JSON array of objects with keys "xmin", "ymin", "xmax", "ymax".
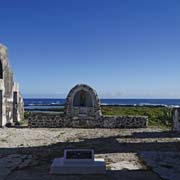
[{"xmin": 0, "ymin": 127, "xmax": 179, "ymax": 180}]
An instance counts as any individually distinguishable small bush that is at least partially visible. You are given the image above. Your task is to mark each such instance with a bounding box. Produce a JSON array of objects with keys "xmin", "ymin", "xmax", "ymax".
[{"xmin": 24, "ymin": 111, "xmax": 32, "ymax": 119}]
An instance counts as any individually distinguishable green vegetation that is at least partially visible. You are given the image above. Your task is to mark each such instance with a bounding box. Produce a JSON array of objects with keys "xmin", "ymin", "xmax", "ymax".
[
  {"xmin": 101, "ymin": 106, "xmax": 173, "ymax": 127},
  {"xmin": 24, "ymin": 111, "xmax": 32, "ymax": 119},
  {"xmin": 25, "ymin": 106, "xmax": 173, "ymax": 128}
]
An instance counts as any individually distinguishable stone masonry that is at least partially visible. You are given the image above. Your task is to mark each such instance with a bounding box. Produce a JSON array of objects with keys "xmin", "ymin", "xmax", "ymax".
[
  {"xmin": 172, "ymin": 108, "xmax": 180, "ymax": 132},
  {"xmin": 0, "ymin": 44, "xmax": 24, "ymax": 127},
  {"xmin": 28, "ymin": 112, "xmax": 148, "ymax": 128},
  {"xmin": 28, "ymin": 84, "xmax": 148, "ymax": 128},
  {"xmin": 65, "ymin": 84, "xmax": 102, "ymax": 119}
]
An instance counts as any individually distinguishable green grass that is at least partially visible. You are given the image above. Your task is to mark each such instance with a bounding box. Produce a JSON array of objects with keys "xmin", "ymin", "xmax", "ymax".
[{"xmin": 101, "ymin": 106, "xmax": 173, "ymax": 127}]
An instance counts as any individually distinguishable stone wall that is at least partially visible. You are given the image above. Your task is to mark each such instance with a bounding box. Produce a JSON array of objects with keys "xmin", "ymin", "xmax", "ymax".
[
  {"xmin": 28, "ymin": 112, "xmax": 148, "ymax": 128},
  {"xmin": 28, "ymin": 84, "xmax": 148, "ymax": 129},
  {"xmin": 28, "ymin": 113, "xmax": 64, "ymax": 128}
]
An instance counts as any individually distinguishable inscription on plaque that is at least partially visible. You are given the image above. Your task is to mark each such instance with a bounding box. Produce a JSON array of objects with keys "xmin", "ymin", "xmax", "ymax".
[
  {"xmin": 65, "ymin": 149, "xmax": 94, "ymax": 161},
  {"xmin": 66, "ymin": 150, "xmax": 92, "ymax": 159}
]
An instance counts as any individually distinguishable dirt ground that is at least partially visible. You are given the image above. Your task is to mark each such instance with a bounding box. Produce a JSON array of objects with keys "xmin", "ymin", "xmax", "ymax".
[{"xmin": 0, "ymin": 127, "xmax": 180, "ymax": 180}]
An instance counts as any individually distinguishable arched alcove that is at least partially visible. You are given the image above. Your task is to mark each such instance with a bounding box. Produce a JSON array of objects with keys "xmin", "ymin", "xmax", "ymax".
[
  {"xmin": 73, "ymin": 90, "xmax": 93, "ymax": 107},
  {"xmin": 65, "ymin": 84, "xmax": 101, "ymax": 118}
]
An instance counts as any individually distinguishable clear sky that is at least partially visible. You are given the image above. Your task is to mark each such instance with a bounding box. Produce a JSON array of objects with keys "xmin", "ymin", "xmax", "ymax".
[{"xmin": 0, "ymin": 0, "xmax": 180, "ymax": 98}]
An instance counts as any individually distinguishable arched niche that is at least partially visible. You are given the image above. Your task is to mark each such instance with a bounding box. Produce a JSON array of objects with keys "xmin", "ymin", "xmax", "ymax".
[
  {"xmin": 73, "ymin": 90, "xmax": 93, "ymax": 107},
  {"xmin": 65, "ymin": 84, "xmax": 101, "ymax": 118}
]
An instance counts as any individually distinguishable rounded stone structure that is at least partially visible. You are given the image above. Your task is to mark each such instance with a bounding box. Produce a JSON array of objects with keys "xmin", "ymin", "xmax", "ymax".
[{"xmin": 65, "ymin": 84, "xmax": 101, "ymax": 119}]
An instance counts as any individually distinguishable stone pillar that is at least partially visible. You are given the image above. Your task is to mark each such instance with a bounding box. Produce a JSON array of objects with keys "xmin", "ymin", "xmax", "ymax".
[
  {"xmin": 13, "ymin": 83, "xmax": 19, "ymax": 123},
  {"xmin": 172, "ymin": 108, "xmax": 180, "ymax": 132},
  {"xmin": 0, "ymin": 79, "xmax": 6, "ymax": 127},
  {"xmin": 13, "ymin": 91, "xmax": 18, "ymax": 123},
  {"xmin": 0, "ymin": 89, "xmax": 3, "ymax": 126}
]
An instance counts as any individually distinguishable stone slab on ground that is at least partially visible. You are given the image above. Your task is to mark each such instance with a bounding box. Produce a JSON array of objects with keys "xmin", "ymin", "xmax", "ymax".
[
  {"xmin": 96, "ymin": 153, "xmax": 146, "ymax": 171},
  {"xmin": 139, "ymin": 151, "xmax": 180, "ymax": 180},
  {"xmin": 50, "ymin": 157, "xmax": 106, "ymax": 174},
  {"xmin": 109, "ymin": 161, "xmax": 144, "ymax": 170}
]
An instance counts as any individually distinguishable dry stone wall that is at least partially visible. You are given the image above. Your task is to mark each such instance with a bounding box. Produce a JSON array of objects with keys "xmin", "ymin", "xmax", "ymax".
[
  {"xmin": 27, "ymin": 83, "xmax": 178, "ymax": 130},
  {"xmin": 28, "ymin": 84, "xmax": 148, "ymax": 128},
  {"xmin": 28, "ymin": 113, "xmax": 148, "ymax": 128}
]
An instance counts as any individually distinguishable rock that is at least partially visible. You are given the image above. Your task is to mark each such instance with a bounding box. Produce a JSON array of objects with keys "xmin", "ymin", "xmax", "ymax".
[{"xmin": 109, "ymin": 161, "xmax": 144, "ymax": 170}]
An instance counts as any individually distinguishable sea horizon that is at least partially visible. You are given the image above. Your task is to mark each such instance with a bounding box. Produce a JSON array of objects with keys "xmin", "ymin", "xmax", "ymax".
[{"xmin": 24, "ymin": 98, "xmax": 180, "ymax": 110}]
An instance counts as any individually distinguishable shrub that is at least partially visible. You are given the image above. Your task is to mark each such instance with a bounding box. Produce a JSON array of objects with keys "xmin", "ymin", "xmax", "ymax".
[{"xmin": 101, "ymin": 106, "xmax": 173, "ymax": 127}]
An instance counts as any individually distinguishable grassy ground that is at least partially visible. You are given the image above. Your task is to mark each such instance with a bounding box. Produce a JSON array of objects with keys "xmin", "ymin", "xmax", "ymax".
[{"xmin": 101, "ymin": 106, "xmax": 173, "ymax": 127}]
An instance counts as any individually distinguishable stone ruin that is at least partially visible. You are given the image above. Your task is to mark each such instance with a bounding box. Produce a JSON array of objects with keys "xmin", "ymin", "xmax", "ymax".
[
  {"xmin": 0, "ymin": 44, "xmax": 178, "ymax": 131},
  {"xmin": 0, "ymin": 43, "xmax": 148, "ymax": 129},
  {"xmin": 65, "ymin": 84, "xmax": 101, "ymax": 119},
  {"xmin": 28, "ymin": 84, "xmax": 148, "ymax": 128},
  {"xmin": 172, "ymin": 108, "xmax": 180, "ymax": 132},
  {"xmin": 0, "ymin": 44, "xmax": 24, "ymax": 127}
]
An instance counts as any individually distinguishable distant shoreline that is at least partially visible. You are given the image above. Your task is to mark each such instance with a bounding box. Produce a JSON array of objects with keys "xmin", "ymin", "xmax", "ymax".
[
  {"xmin": 24, "ymin": 103, "xmax": 179, "ymax": 108},
  {"xmin": 24, "ymin": 104, "xmax": 177, "ymax": 113},
  {"xmin": 23, "ymin": 98, "xmax": 180, "ymax": 109}
]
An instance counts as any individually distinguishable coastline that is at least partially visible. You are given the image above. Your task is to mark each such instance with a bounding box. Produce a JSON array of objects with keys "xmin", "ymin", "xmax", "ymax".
[{"xmin": 24, "ymin": 98, "xmax": 180, "ymax": 110}]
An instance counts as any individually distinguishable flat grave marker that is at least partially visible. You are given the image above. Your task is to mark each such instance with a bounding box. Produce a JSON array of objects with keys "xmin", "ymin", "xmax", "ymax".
[{"xmin": 50, "ymin": 149, "xmax": 106, "ymax": 174}]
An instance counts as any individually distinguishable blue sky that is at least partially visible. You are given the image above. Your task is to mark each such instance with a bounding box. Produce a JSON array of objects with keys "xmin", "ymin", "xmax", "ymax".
[{"xmin": 0, "ymin": 0, "xmax": 180, "ymax": 98}]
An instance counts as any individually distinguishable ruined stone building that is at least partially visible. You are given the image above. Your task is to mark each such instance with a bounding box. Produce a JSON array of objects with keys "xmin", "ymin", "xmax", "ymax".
[
  {"xmin": 0, "ymin": 44, "xmax": 24, "ymax": 127},
  {"xmin": 29, "ymin": 84, "xmax": 148, "ymax": 128},
  {"xmin": 65, "ymin": 84, "xmax": 102, "ymax": 119}
]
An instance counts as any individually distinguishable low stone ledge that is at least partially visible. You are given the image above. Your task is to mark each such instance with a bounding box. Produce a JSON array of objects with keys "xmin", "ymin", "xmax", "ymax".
[
  {"xmin": 101, "ymin": 115, "xmax": 148, "ymax": 128},
  {"xmin": 28, "ymin": 112, "xmax": 148, "ymax": 128},
  {"xmin": 28, "ymin": 112, "xmax": 64, "ymax": 128}
]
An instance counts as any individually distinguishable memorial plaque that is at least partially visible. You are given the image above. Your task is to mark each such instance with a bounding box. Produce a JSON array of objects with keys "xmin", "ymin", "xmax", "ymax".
[
  {"xmin": 65, "ymin": 149, "xmax": 94, "ymax": 161},
  {"xmin": 66, "ymin": 150, "xmax": 92, "ymax": 159}
]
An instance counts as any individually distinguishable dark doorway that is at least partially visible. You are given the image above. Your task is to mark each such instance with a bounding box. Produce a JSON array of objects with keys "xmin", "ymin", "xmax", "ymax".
[{"xmin": 0, "ymin": 61, "xmax": 3, "ymax": 79}]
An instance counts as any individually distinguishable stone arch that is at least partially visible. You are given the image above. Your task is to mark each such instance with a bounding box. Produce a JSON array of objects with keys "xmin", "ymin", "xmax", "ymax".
[{"xmin": 65, "ymin": 84, "xmax": 101, "ymax": 118}]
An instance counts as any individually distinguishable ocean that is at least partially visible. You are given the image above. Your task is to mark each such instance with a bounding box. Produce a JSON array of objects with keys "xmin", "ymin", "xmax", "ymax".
[{"xmin": 24, "ymin": 98, "xmax": 180, "ymax": 110}]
